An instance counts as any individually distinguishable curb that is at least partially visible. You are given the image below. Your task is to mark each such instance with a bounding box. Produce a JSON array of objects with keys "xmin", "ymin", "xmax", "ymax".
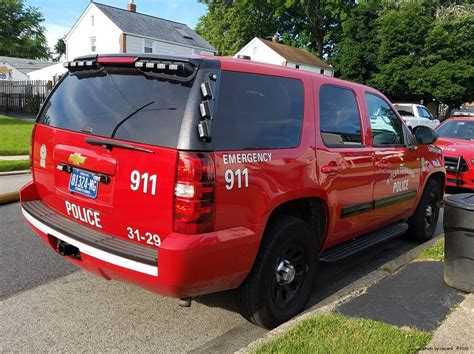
[
  {"xmin": 0, "ymin": 170, "xmax": 31, "ymax": 176},
  {"xmin": 237, "ymin": 234, "xmax": 444, "ymax": 353},
  {"xmin": 0, "ymin": 191, "xmax": 20, "ymax": 205}
]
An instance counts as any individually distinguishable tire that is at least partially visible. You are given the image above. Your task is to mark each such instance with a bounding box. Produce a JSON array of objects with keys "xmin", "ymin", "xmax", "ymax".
[
  {"xmin": 237, "ymin": 216, "xmax": 319, "ymax": 329},
  {"xmin": 406, "ymin": 178, "xmax": 442, "ymax": 243}
]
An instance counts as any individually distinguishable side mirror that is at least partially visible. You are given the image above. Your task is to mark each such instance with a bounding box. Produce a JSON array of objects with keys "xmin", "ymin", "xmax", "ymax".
[{"xmin": 413, "ymin": 126, "xmax": 438, "ymax": 144}]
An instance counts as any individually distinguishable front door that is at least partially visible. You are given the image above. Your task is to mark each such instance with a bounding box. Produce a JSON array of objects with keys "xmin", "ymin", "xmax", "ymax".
[
  {"xmin": 316, "ymin": 84, "xmax": 375, "ymax": 248},
  {"xmin": 365, "ymin": 93, "xmax": 421, "ymax": 227}
]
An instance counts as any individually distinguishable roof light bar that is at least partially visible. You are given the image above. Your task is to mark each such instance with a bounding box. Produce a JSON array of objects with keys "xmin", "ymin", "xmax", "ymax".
[
  {"xmin": 69, "ymin": 61, "xmax": 77, "ymax": 67},
  {"xmin": 169, "ymin": 64, "xmax": 180, "ymax": 71},
  {"xmin": 135, "ymin": 61, "xmax": 145, "ymax": 68},
  {"xmin": 145, "ymin": 62, "xmax": 155, "ymax": 69},
  {"xmin": 77, "ymin": 61, "xmax": 85, "ymax": 67},
  {"xmin": 156, "ymin": 63, "xmax": 167, "ymax": 70}
]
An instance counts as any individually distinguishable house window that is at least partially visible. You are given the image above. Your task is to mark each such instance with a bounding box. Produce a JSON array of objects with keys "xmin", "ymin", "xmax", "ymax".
[
  {"xmin": 320, "ymin": 69, "xmax": 325, "ymax": 75},
  {"xmin": 144, "ymin": 39, "xmax": 153, "ymax": 53},
  {"xmin": 91, "ymin": 15, "xmax": 94, "ymax": 26},
  {"xmin": 295, "ymin": 64, "xmax": 300, "ymax": 69},
  {"xmin": 90, "ymin": 37, "xmax": 96, "ymax": 52}
]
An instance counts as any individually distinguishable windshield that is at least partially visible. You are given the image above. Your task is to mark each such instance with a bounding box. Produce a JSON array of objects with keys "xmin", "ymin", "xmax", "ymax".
[
  {"xmin": 38, "ymin": 67, "xmax": 193, "ymax": 148},
  {"xmin": 435, "ymin": 120, "xmax": 474, "ymax": 140}
]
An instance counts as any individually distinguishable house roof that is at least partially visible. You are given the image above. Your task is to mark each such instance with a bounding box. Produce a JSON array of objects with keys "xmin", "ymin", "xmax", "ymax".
[
  {"xmin": 0, "ymin": 56, "xmax": 54, "ymax": 74},
  {"xmin": 93, "ymin": 2, "xmax": 215, "ymax": 52},
  {"xmin": 260, "ymin": 39, "xmax": 332, "ymax": 70}
]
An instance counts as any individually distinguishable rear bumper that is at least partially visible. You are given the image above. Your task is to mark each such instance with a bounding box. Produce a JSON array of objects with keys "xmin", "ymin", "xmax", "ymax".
[{"xmin": 20, "ymin": 182, "xmax": 261, "ymax": 297}]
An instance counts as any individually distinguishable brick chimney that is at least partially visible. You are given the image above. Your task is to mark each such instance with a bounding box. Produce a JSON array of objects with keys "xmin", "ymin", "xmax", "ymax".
[{"xmin": 127, "ymin": 0, "xmax": 136, "ymax": 12}]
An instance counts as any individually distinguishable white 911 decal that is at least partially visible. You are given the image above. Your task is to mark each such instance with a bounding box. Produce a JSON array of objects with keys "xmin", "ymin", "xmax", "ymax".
[
  {"xmin": 130, "ymin": 170, "xmax": 157, "ymax": 195},
  {"xmin": 225, "ymin": 168, "xmax": 249, "ymax": 190}
]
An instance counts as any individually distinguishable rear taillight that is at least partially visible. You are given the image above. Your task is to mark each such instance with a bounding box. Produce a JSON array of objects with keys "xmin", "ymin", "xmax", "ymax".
[{"xmin": 174, "ymin": 152, "xmax": 215, "ymax": 234}]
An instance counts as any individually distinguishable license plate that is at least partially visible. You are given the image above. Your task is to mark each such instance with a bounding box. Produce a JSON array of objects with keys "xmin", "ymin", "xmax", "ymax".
[{"xmin": 68, "ymin": 168, "xmax": 99, "ymax": 199}]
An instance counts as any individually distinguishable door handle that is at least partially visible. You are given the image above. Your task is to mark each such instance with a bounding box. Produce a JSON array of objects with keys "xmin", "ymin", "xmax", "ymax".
[
  {"xmin": 376, "ymin": 161, "xmax": 389, "ymax": 170},
  {"xmin": 321, "ymin": 163, "xmax": 343, "ymax": 175}
]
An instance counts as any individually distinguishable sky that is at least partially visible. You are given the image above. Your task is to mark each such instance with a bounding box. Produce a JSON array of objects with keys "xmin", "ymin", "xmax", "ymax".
[{"xmin": 24, "ymin": 0, "xmax": 208, "ymax": 49}]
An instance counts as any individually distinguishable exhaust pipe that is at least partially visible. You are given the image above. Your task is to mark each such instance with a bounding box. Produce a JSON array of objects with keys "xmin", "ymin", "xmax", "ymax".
[{"xmin": 56, "ymin": 240, "xmax": 81, "ymax": 259}]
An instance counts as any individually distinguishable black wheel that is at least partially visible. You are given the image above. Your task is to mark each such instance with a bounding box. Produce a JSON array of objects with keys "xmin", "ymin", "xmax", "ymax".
[
  {"xmin": 237, "ymin": 216, "xmax": 319, "ymax": 329},
  {"xmin": 406, "ymin": 179, "xmax": 442, "ymax": 243}
]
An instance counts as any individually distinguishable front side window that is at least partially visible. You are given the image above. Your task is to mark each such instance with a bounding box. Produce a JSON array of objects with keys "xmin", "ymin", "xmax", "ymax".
[
  {"xmin": 417, "ymin": 106, "xmax": 434, "ymax": 119},
  {"xmin": 213, "ymin": 72, "xmax": 304, "ymax": 150},
  {"xmin": 319, "ymin": 85, "xmax": 363, "ymax": 147},
  {"xmin": 366, "ymin": 93, "xmax": 404, "ymax": 146},
  {"xmin": 144, "ymin": 39, "xmax": 153, "ymax": 53}
]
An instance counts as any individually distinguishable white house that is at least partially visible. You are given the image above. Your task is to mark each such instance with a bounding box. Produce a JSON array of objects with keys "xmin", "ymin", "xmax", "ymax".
[
  {"xmin": 0, "ymin": 56, "xmax": 53, "ymax": 81},
  {"xmin": 64, "ymin": 1, "xmax": 215, "ymax": 61},
  {"xmin": 235, "ymin": 37, "xmax": 334, "ymax": 76}
]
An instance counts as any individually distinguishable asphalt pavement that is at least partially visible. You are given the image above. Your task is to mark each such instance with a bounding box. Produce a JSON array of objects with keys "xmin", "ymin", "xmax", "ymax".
[{"xmin": 0, "ymin": 202, "xmax": 444, "ymax": 352}]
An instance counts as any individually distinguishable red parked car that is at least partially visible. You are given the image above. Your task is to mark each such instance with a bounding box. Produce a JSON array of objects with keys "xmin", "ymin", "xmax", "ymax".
[
  {"xmin": 20, "ymin": 54, "xmax": 445, "ymax": 328},
  {"xmin": 435, "ymin": 116, "xmax": 474, "ymax": 190}
]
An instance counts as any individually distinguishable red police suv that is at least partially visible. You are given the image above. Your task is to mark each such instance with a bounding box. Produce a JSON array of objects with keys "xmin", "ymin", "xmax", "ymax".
[{"xmin": 20, "ymin": 54, "xmax": 445, "ymax": 328}]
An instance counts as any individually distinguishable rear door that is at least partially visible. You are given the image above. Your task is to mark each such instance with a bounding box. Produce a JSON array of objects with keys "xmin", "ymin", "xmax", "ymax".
[
  {"xmin": 315, "ymin": 84, "xmax": 375, "ymax": 247},
  {"xmin": 32, "ymin": 58, "xmax": 197, "ymax": 248},
  {"xmin": 365, "ymin": 93, "xmax": 421, "ymax": 226}
]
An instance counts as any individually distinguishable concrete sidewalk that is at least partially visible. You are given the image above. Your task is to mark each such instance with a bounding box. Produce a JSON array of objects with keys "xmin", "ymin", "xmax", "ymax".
[
  {"xmin": 0, "ymin": 173, "xmax": 31, "ymax": 204},
  {"xmin": 421, "ymin": 294, "xmax": 474, "ymax": 352},
  {"xmin": 0, "ymin": 155, "xmax": 29, "ymax": 161}
]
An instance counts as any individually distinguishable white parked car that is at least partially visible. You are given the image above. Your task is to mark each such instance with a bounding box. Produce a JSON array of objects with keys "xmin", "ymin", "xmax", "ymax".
[{"xmin": 394, "ymin": 103, "xmax": 440, "ymax": 130}]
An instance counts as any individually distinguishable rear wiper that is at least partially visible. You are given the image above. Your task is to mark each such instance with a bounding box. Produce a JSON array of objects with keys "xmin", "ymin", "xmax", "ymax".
[
  {"xmin": 85, "ymin": 137, "xmax": 154, "ymax": 154},
  {"xmin": 111, "ymin": 101, "xmax": 155, "ymax": 138}
]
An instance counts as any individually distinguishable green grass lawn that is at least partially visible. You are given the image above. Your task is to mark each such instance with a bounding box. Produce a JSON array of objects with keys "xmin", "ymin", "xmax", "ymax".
[
  {"xmin": 417, "ymin": 238, "xmax": 445, "ymax": 261},
  {"xmin": 253, "ymin": 313, "xmax": 431, "ymax": 354},
  {"xmin": 0, "ymin": 115, "xmax": 34, "ymax": 156},
  {"xmin": 0, "ymin": 159, "xmax": 31, "ymax": 172}
]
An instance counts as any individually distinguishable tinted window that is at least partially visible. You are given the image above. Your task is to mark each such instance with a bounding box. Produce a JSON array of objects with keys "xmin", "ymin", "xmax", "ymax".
[
  {"xmin": 38, "ymin": 68, "xmax": 192, "ymax": 148},
  {"xmin": 435, "ymin": 120, "xmax": 474, "ymax": 140},
  {"xmin": 213, "ymin": 72, "xmax": 304, "ymax": 150},
  {"xmin": 366, "ymin": 93, "xmax": 404, "ymax": 146},
  {"xmin": 319, "ymin": 86, "xmax": 362, "ymax": 147}
]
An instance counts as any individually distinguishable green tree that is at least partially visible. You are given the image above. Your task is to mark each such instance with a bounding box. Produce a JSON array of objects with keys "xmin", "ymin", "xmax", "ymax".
[
  {"xmin": 370, "ymin": 1, "xmax": 435, "ymax": 98},
  {"xmin": 420, "ymin": 4, "xmax": 474, "ymax": 107},
  {"xmin": 196, "ymin": 0, "xmax": 355, "ymax": 58},
  {"xmin": 331, "ymin": 0, "xmax": 382, "ymax": 84},
  {"xmin": 0, "ymin": 0, "xmax": 50, "ymax": 59},
  {"xmin": 196, "ymin": 0, "xmax": 277, "ymax": 56},
  {"xmin": 53, "ymin": 36, "xmax": 66, "ymax": 62}
]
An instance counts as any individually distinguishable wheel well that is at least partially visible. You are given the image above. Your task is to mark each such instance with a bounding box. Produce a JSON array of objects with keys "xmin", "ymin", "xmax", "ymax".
[
  {"xmin": 266, "ymin": 198, "xmax": 327, "ymax": 247},
  {"xmin": 427, "ymin": 171, "xmax": 445, "ymax": 191}
]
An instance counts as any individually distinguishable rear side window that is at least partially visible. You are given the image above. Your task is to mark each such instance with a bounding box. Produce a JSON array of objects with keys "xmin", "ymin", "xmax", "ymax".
[
  {"xmin": 319, "ymin": 85, "xmax": 363, "ymax": 147},
  {"xmin": 38, "ymin": 68, "xmax": 192, "ymax": 148},
  {"xmin": 395, "ymin": 105, "xmax": 414, "ymax": 116},
  {"xmin": 213, "ymin": 72, "xmax": 304, "ymax": 150}
]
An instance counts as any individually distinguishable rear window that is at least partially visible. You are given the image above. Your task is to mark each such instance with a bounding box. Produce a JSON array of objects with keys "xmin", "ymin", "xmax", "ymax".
[
  {"xmin": 38, "ymin": 68, "xmax": 192, "ymax": 148},
  {"xmin": 213, "ymin": 71, "xmax": 304, "ymax": 150},
  {"xmin": 395, "ymin": 105, "xmax": 414, "ymax": 116}
]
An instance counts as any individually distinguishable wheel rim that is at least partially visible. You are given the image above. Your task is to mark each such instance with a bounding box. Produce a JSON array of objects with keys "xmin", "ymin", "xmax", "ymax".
[
  {"xmin": 424, "ymin": 192, "xmax": 438, "ymax": 230},
  {"xmin": 271, "ymin": 243, "xmax": 308, "ymax": 310}
]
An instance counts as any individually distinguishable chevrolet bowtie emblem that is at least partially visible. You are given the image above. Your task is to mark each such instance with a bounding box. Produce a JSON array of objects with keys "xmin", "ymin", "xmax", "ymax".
[{"xmin": 68, "ymin": 153, "xmax": 86, "ymax": 166}]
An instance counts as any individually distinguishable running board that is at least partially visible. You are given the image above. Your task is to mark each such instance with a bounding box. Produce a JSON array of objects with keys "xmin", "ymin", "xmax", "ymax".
[{"xmin": 319, "ymin": 222, "xmax": 409, "ymax": 262}]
